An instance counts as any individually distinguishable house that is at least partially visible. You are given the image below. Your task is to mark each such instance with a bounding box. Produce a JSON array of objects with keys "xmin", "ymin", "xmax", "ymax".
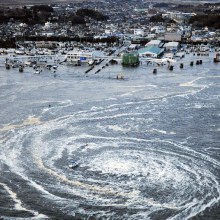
[{"xmin": 138, "ymin": 45, "xmax": 164, "ymax": 58}]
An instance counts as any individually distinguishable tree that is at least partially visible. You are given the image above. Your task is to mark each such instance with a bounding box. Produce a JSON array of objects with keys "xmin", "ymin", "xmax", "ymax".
[
  {"xmin": 149, "ymin": 14, "xmax": 165, "ymax": 23},
  {"xmin": 76, "ymin": 9, "xmax": 108, "ymax": 21},
  {"xmin": 71, "ymin": 15, "xmax": 85, "ymax": 25}
]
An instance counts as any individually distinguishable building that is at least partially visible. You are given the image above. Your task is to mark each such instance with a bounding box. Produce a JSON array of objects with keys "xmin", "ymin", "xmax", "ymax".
[
  {"xmin": 147, "ymin": 33, "xmax": 156, "ymax": 39},
  {"xmin": 164, "ymin": 42, "xmax": 180, "ymax": 52},
  {"xmin": 35, "ymin": 41, "xmax": 58, "ymax": 48},
  {"xmin": 145, "ymin": 40, "xmax": 163, "ymax": 47},
  {"xmin": 44, "ymin": 21, "xmax": 52, "ymax": 30},
  {"xmin": 150, "ymin": 26, "xmax": 165, "ymax": 34},
  {"xmin": 162, "ymin": 12, "xmax": 196, "ymax": 21},
  {"xmin": 165, "ymin": 32, "xmax": 182, "ymax": 42},
  {"xmin": 134, "ymin": 29, "xmax": 145, "ymax": 36},
  {"xmin": 122, "ymin": 52, "xmax": 139, "ymax": 66},
  {"xmin": 138, "ymin": 45, "xmax": 164, "ymax": 58},
  {"xmin": 67, "ymin": 50, "xmax": 94, "ymax": 64},
  {"xmin": 67, "ymin": 50, "xmax": 104, "ymax": 64}
]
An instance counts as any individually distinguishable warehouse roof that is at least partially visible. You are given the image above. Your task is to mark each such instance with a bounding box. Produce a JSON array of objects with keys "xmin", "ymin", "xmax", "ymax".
[
  {"xmin": 138, "ymin": 45, "xmax": 163, "ymax": 55},
  {"xmin": 164, "ymin": 42, "xmax": 179, "ymax": 47},
  {"xmin": 145, "ymin": 40, "xmax": 161, "ymax": 47}
]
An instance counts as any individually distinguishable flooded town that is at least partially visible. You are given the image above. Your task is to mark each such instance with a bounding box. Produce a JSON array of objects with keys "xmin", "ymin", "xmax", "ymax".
[{"xmin": 0, "ymin": 0, "xmax": 220, "ymax": 219}]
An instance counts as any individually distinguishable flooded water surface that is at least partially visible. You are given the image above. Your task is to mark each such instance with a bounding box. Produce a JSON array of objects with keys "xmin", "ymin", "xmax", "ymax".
[{"xmin": 0, "ymin": 53, "xmax": 220, "ymax": 219}]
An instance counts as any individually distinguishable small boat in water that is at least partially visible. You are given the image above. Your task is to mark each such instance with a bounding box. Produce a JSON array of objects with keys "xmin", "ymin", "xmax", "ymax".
[
  {"xmin": 68, "ymin": 160, "xmax": 80, "ymax": 169},
  {"xmin": 116, "ymin": 73, "xmax": 124, "ymax": 80},
  {"xmin": 53, "ymin": 65, "xmax": 58, "ymax": 70},
  {"xmin": 35, "ymin": 69, "xmax": 40, "ymax": 74}
]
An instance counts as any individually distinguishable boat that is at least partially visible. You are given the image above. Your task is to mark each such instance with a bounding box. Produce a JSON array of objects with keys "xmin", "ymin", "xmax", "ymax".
[
  {"xmin": 35, "ymin": 69, "xmax": 40, "ymax": 74},
  {"xmin": 19, "ymin": 65, "xmax": 24, "ymax": 72},
  {"xmin": 214, "ymin": 53, "xmax": 220, "ymax": 63},
  {"xmin": 117, "ymin": 73, "xmax": 125, "ymax": 80},
  {"xmin": 52, "ymin": 65, "xmax": 58, "ymax": 70},
  {"xmin": 68, "ymin": 160, "xmax": 80, "ymax": 169},
  {"xmin": 88, "ymin": 60, "xmax": 95, "ymax": 65}
]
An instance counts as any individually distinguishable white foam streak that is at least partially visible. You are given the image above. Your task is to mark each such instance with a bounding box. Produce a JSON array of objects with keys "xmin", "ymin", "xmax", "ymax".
[{"xmin": 0, "ymin": 183, "xmax": 48, "ymax": 218}]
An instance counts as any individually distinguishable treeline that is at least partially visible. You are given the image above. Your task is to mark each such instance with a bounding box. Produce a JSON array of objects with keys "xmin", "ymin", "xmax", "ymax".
[
  {"xmin": 204, "ymin": 3, "xmax": 220, "ymax": 6},
  {"xmin": 31, "ymin": 5, "xmax": 53, "ymax": 12},
  {"xmin": 172, "ymin": 3, "xmax": 220, "ymax": 14},
  {"xmin": 76, "ymin": 9, "xmax": 109, "ymax": 21},
  {"xmin": 153, "ymin": 3, "xmax": 171, "ymax": 8},
  {"xmin": 22, "ymin": 35, "xmax": 117, "ymax": 43},
  {"xmin": 0, "ymin": 38, "xmax": 16, "ymax": 48},
  {"xmin": 0, "ymin": 36, "xmax": 118, "ymax": 48},
  {"xmin": 0, "ymin": 6, "xmax": 108, "ymax": 25},
  {"xmin": 70, "ymin": 9, "xmax": 109, "ymax": 25},
  {"xmin": 189, "ymin": 14, "xmax": 220, "ymax": 29},
  {"xmin": 149, "ymin": 14, "xmax": 175, "ymax": 24},
  {"xmin": 70, "ymin": 15, "xmax": 86, "ymax": 25},
  {"xmin": 0, "ymin": 5, "xmax": 54, "ymax": 24},
  {"xmin": 149, "ymin": 14, "xmax": 165, "ymax": 23}
]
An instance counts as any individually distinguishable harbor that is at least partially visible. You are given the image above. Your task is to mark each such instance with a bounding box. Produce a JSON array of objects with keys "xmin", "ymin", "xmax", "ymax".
[{"xmin": 2, "ymin": 42, "xmax": 220, "ymax": 79}]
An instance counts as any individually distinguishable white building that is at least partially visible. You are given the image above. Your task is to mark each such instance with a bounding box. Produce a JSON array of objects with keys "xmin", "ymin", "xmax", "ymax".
[
  {"xmin": 19, "ymin": 23, "xmax": 28, "ymax": 28},
  {"xmin": 162, "ymin": 12, "xmax": 196, "ymax": 20},
  {"xmin": 164, "ymin": 42, "xmax": 179, "ymax": 52},
  {"xmin": 134, "ymin": 29, "xmax": 145, "ymax": 36},
  {"xmin": 105, "ymin": 29, "xmax": 112, "ymax": 35},
  {"xmin": 145, "ymin": 40, "xmax": 163, "ymax": 47},
  {"xmin": 67, "ymin": 51, "xmax": 94, "ymax": 64},
  {"xmin": 147, "ymin": 33, "xmax": 156, "ymax": 39},
  {"xmin": 44, "ymin": 21, "xmax": 52, "ymax": 30},
  {"xmin": 67, "ymin": 50, "xmax": 104, "ymax": 64}
]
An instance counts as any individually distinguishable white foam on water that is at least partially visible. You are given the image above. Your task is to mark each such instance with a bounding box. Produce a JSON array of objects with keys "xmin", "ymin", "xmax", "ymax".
[
  {"xmin": 96, "ymin": 122, "xmax": 107, "ymax": 132},
  {"xmin": 119, "ymin": 92, "xmax": 134, "ymax": 97},
  {"xmin": 105, "ymin": 97, "xmax": 117, "ymax": 101},
  {"xmin": 90, "ymin": 106, "xmax": 103, "ymax": 111},
  {"xmin": 117, "ymin": 85, "xmax": 152, "ymax": 88},
  {"xmin": 1, "ymin": 81, "xmax": 220, "ymax": 219},
  {"xmin": 0, "ymin": 182, "xmax": 48, "ymax": 218},
  {"xmin": 149, "ymin": 129, "xmax": 176, "ymax": 135},
  {"xmin": 108, "ymin": 125, "xmax": 131, "ymax": 132},
  {"xmin": 179, "ymin": 77, "xmax": 208, "ymax": 87},
  {"xmin": 0, "ymin": 116, "xmax": 41, "ymax": 132},
  {"xmin": 0, "ymin": 182, "xmax": 27, "ymax": 212}
]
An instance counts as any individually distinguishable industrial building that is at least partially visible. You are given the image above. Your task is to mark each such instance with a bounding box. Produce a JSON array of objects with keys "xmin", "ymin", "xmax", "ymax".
[{"xmin": 138, "ymin": 45, "xmax": 164, "ymax": 58}]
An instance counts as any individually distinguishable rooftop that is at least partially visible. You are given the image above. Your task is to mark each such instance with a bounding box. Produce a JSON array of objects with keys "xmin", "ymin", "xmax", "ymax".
[
  {"xmin": 164, "ymin": 42, "xmax": 179, "ymax": 47},
  {"xmin": 138, "ymin": 45, "xmax": 163, "ymax": 55}
]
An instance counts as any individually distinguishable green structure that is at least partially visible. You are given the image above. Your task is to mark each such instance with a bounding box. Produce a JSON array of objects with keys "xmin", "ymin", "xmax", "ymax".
[{"xmin": 122, "ymin": 52, "xmax": 139, "ymax": 66}]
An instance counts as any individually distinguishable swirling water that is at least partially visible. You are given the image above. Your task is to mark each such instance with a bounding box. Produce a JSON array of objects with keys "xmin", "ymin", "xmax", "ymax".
[{"xmin": 0, "ymin": 53, "xmax": 220, "ymax": 219}]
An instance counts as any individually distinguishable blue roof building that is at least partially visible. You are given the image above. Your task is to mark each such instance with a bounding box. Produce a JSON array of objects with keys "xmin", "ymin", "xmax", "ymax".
[{"xmin": 138, "ymin": 45, "xmax": 164, "ymax": 58}]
